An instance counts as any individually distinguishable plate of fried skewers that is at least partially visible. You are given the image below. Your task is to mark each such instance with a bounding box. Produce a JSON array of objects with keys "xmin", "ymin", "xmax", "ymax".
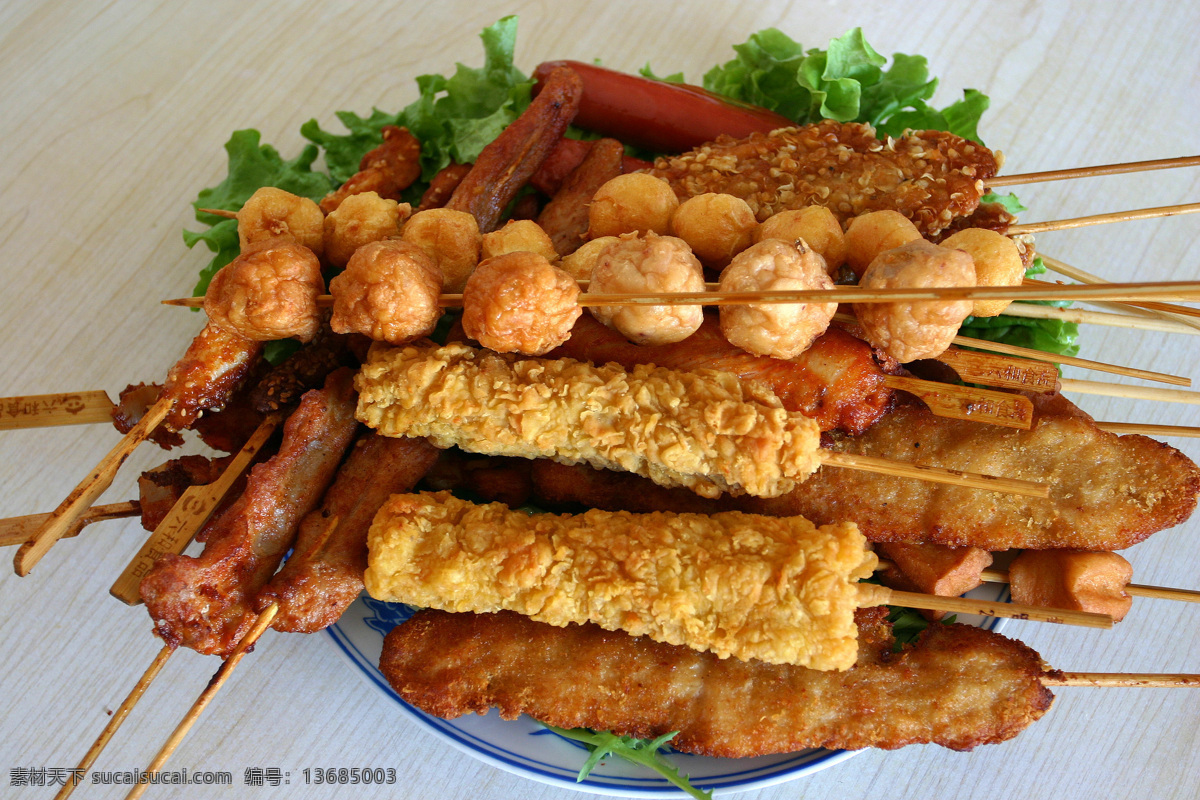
[{"xmin": 3, "ymin": 5, "xmax": 1200, "ymax": 800}]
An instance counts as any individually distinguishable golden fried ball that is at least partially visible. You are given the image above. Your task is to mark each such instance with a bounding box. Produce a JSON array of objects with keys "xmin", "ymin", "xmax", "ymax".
[
  {"xmin": 854, "ymin": 239, "xmax": 976, "ymax": 363},
  {"xmin": 669, "ymin": 192, "xmax": 757, "ymax": 269},
  {"xmin": 844, "ymin": 210, "xmax": 922, "ymax": 278},
  {"xmin": 328, "ymin": 240, "xmax": 443, "ymax": 345},
  {"xmin": 237, "ymin": 186, "xmax": 325, "ymax": 259},
  {"xmin": 323, "ymin": 192, "xmax": 411, "ymax": 268},
  {"xmin": 204, "ymin": 242, "xmax": 324, "ymax": 342},
  {"xmin": 401, "ymin": 208, "xmax": 481, "ymax": 292},
  {"xmin": 462, "ymin": 252, "xmax": 581, "ymax": 355},
  {"xmin": 755, "ymin": 206, "xmax": 847, "ymax": 276},
  {"xmin": 940, "ymin": 228, "xmax": 1026, "ymax": 317},
  {"xmin": 559, "ymin": 236, "xmax": 618, "ymax": 282},
  {"xmin": 718, "ymin": 239, "xmax": 836, "ymax": 359},
  {"xmin": 587, "ymin": 173, "xmax": 680, "ymax": 239},
  {"xmin": 480, "ymin": 219, "xmax": 559, "ymax": 263},
  {"xmin": 589, "ymin": 232, "xmax": 705, "ymax": 345}
]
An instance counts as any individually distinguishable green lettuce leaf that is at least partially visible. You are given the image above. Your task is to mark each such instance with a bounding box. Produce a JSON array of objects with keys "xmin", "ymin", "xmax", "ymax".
[
  {"xmin": 546, "ymin": 727, "xmax": 712, "ymax": 800},
  {"xmin": 182, "ymin": 129, "xmax": 333, "ymax": 297},
  {"xmin": 699, "ymin": 26, "xmax": 988, "ymax": 142}
]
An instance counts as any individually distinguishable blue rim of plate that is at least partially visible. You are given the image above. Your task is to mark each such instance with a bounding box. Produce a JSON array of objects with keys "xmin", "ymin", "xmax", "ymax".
[{"xmin": 327, "ymin": 583, "xmax": 1009, "ymax": 796}]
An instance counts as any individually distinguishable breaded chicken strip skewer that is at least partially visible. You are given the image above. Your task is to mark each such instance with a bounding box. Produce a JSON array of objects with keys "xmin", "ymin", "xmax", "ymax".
[
  {"xmin": 365, "ymin": 492, "xmax": 876, "ymax": 670},
  {"xmin": 355, "ymin": 342, "xmax": 823, "ymax": 499},
  {"xmin": 380, "ymin": 608, "xmax": 1056, "ymax": 754}
]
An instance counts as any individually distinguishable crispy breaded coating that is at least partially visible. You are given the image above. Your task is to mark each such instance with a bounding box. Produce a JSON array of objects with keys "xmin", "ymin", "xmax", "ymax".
[
  {"xmin": 365, "ymin": 492, "xmax": 875, "ymax": 669},
  {"xmin": 648, "ymin": 120, "xmax": 999, "ymax": 236},
  {"xmin": 757, "ymin": 393, "xmax": 1200, "ymax": 550},
  {"xmin": 354, "ymin": 342, "xmax": 822, "ymax": 498},
  {"xmin": 380, "ymin": 609, "xmax": 1056, "ymax": 754}
]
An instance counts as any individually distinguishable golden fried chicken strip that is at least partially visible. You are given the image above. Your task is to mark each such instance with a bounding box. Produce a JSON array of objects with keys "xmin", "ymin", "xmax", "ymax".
[
  {"xmin": 365, "ymin": 492, "xmax": 875, "ymax": 670},
  {"xmin": 257, "ymin": 433, "xmax": 438, "ymax": 633},
  {"xmin": 380, "ymin": 608, "xmax": 1056, "ymax": 754},
  {"xmin": 140, "ymin": 369, "xmax": 359, "ymax": 655},
  {"xmin": 355, "ymin": 342, "xmax": 822, "ymax": 499},
  {"xmin": 648, "ymin": 120, "xmax": 999, "ymax": 236},
  {"xmin": 757, "ymin": 393, "xmax": 1200, "ymax": 550}
]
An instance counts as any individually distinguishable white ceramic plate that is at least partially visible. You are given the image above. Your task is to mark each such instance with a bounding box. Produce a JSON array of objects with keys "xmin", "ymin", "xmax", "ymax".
[{"xmin": 327, "ymin": 584, "xmax": 1009, "ymax": 796}]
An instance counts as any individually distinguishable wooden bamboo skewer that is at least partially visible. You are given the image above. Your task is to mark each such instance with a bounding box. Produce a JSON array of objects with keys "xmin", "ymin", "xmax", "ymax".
[
  {"xmin": 1041, "ymin": 673, "xmax": 1200, "ymax": 688},
  {"xmin": 998, "ymin": 301, "xmax": 1200, "ymax": 335},
  {"xmin": 834, "ymin": 312, "xmax": 1190, "ymax": 385},
  {"xmin": 166, "ymin": 280, "xmax": 1200, "ymax": 308},
  {"xmin": 0, "ymin": 500, "xmax": 139, "ymax": 548},
  {"xmin": 1059, "ymin": 378, "xmax": 1200, "ymax": 407},
  {"xmin": 1039, "ymin": 254, "xmax": 1200, "ymax": 334},
  {"xmin": 987, "ymin": 154, "xmax": 1200, "ymax": 188},
  {"xmin": 865, "ymin": 586, "xmax": 1110, "ymax": 628},
  {"xmin": 1008, "ymin": 201, "xmax": 1200, "ymax": 235},
  {"xmin": 52, "ymin": 645, "xmax": 175, "ymax": 800},
  {"xmin": 819, "ymin": 452, "xmax": 1049, "ymax": 498},
  {"xmin": 111, "ymin": 413, "xmax": 281, "ymax": 604},
  {"xmin": 124, "ymin": 604, "xmax": 278, "ymax": 800},
  {"xmin": 1025, "ymin": 277, "xmax": 1200, "ymax": 321},
  {"xmin": 14, "ymin": 396, "xmax": 173, "ymax": 576},
  {"xmin": 1095, "ymin": 422, "xmax": 1200, "ymax": 438},
  {"xmin": 0, "ymin": 390, "xmax": 114, "ymax": 430},
  {"xmin": 882, "ymin": 376, "xmax": 1032, "ymax": 429}
]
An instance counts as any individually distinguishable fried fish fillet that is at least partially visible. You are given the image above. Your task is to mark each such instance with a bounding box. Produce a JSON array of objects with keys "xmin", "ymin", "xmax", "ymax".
[
  {"xmin": 648, "ymin": 120, "xmax": 999, "ymax": 236},
  {"xmin": 365, "ymin": 492, "xmax": 875, "ymax": 670},
  {"xmin": 530, "ymin": 392, "xmax": 1199, "ymax": 551},
  {"xmin": 355, "ymin": 341, "xmax": 822, "ymax": 499},
  {"xmin": 380, "ymin": 608, "xmax": 1056, "ymax": 755}
]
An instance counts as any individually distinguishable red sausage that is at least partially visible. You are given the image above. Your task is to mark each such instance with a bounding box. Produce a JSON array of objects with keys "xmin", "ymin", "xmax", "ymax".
[{"xmin": 532, "ymin": 60, "xmax": 794, "ymax": 154}]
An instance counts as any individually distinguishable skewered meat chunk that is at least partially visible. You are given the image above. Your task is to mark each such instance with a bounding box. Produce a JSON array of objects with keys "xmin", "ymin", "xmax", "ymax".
[
  {"xmin": 204, "ymin": 242, "xmax": 325, "ymax": 343},
  {"xmin": 323, "ymin": 191, "xmax": 410, "ymax": 268},
  {"xmin": 161, "ymin": 322, "xmax": 264, "ymax": 432},
  {"xmin": 365, "ymin": 492, "xmax": 875, "ymax": 669},
  {"xmin": 140, "ymin": 369, "xmax": 359, "ymax": 655},
  {"xmin": 113, "ymin": 383, "xmax": 184, "ymax": 449},
  {"xmin": 1009, "ymin": 549, "xmax": 1134, "ymax": 622},
  {"xmin": 355, "ymin": 342, "xmax": 823, "ymax": 499},
  {"xmin": 756, "ymin": 206, "xmax": 847, "ymax": 276},
  {"xmin": 876, "ymin": 541, "xmax": 993, "ymax": 597},
  {"xmin": 250, "ymin": 317, "xmax": 364, "ymax": 414},
  {"xmin": 380, "ymin": 607, "xmax": 1056, "ymax": 754},
  {"xmin": 445, "ymin": 66, "xmax": 583, "ymax": 233},
  {"xmin": 550, "ymin": 313, "xmax": 898, "ymax": 435},
  {"xmin": 329, "ymin": 240, "xmax": 444, "ymax": 345},
  {"xmin": 461, "ymin": 252, "xmax": 581, "ymax": 355},
  {"xmin": 258, "ymin": 433, "xmax": 438, "ymax": 633},
  {"xmin": 718, "ymin": 238, "xmax": 836, "ymax": 359},
  {"xmin": 669, "ymin": 192, "xmax": 757, "ymax": 269},
  {"xmin": 137, "ymin": 454, "xmax": 237, "ymax": 532},
  {"xmin": 587, "ymin": 173, "xmax": 680, "ymax": 239},
  {"xmin": 237, "ymin": 187, "xmax": 325, "ymax": 258},
  {"xmin": 319, "ymin": 125, "xmax": 422, "ymax": 214},
  {"xmin": 648, "ymin": 120, "xmax": 1000, "ymax": 237}
]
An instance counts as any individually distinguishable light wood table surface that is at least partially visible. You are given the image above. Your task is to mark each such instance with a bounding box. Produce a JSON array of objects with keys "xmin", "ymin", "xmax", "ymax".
[{"xmin": 1, "ymin": 2, "xmax": 1198, "ymax": 799}]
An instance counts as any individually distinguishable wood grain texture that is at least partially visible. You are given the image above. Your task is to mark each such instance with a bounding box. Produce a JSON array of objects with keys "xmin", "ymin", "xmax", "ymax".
[{"xmin": 0, "ymin": 2, "xmax": 1197, "ymax": 799}]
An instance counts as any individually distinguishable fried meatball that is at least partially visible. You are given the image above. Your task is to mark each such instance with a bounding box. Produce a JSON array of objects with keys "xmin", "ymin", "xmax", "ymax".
[
  {"xmin": 756, "ymin": 207, "xmax": 847, "ymax": 277},
  {"xmin": 718, "ymin": 239, "xmax": 836, "ymax": 359},
  {"xmin": 560, "ymin": 236, "xmax": 619, "ymax": 282},
  {"xmin": 323, "ymin": 192, "xmax": 411, "ymax": 268},
  {"xmin": 669, "ymin": 192, "xmax": 758, "ymax": 270},
  {"xmin": 589, "ymin": 232, "xmax": 705, "ymax": 346},
  {"xmin": 462, "ymin": 252, "xmax": 581, "ymax": 355},
  {"xmin": 204, "ymin": 242, "xmax": 324, "ymax": 342},
  {"xmin": 854, "ymin": 239, "xmax": 976, "ymax": 363},
  {"xmin": 329, "ymin": 240, "xmax": 444, "ymax": 345},
  {"xmin": 940, "ymin": 228, "xmax": 1026, "ymax": 317},
  {"xmin": 401, "ymin": 208, "xmax": 482, "ymax": 292},
  {"xmin": 237, "ymin": 187, "xmax": 325, "ymax": 259},
  {"xmin": 480, "ymin": 219, "xmax": 559, "ymax": 263},
  {"xmin": 844, "ymin": 210, "xmax": 922, "ymax": 278},
  {"xmin": 587, "ymin": 173, "xmax": 679, "ymax": 239}
]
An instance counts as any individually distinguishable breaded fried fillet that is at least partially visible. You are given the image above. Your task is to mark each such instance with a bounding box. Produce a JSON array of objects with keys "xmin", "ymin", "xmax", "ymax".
[
  {"xmin": 365, "ymin": 492, "xmax": 875, "ymax": 670},
  {"xmin": 380, "ymin": 608, "xmax": 1056, "ymax": 754},
  {"xmin": 354, "ymin": 341, "xmax": 822, "ymax": 499},
  {"xmin": 648, "ymin": 121, "xmax": 999, "ymax": 236}
]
